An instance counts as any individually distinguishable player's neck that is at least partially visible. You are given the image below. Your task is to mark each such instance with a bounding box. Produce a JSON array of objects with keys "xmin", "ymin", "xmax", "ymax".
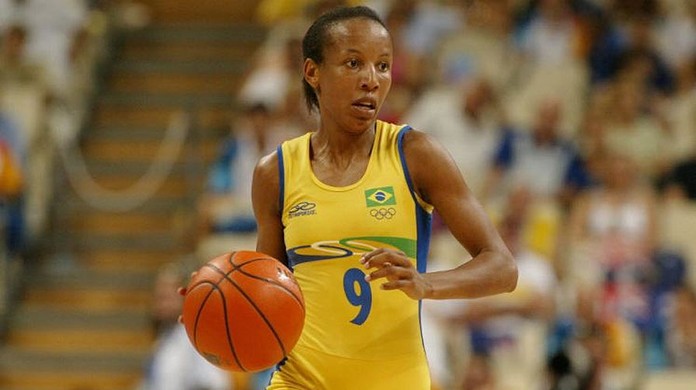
[{"xmin": 311, "ymin": 123, "xmax": 376, "ymax": 164}]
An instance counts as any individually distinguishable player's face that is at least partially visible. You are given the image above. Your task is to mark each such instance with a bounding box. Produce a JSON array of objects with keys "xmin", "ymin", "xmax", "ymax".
[{"xmin": 306, "ymin": 18, "xmax": 393, "ymax": 133}]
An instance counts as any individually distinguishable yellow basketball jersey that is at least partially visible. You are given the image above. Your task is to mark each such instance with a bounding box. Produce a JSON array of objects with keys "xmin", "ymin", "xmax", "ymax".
[{"xmin": 267, "ymin": 121, "xmax": 434, "ymax": 390}]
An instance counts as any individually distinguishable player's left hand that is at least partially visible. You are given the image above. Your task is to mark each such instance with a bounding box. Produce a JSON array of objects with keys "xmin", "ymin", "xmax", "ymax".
[{"xmin": 360, "ymin": 248, "xmax": 432, "ymax": 300}]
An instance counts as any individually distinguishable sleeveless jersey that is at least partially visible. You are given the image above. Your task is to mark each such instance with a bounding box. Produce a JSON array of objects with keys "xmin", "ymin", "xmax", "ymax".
[{"xmin": 267, "ymin": 121, "xmax": 433, "ymax": 390}]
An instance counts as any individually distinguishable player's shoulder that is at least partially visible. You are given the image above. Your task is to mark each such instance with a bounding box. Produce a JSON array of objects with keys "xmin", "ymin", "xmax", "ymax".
[
  {"xmin": 254, "ymin": 149, "xmax": 280, "ymax": 186},
  {"xmin": 400, "ymin": 126, "xmax": 446, "ymax": 159},
  {"xmin": 399, "ymin": 126, "xmax": 456, "ymax": 192}
]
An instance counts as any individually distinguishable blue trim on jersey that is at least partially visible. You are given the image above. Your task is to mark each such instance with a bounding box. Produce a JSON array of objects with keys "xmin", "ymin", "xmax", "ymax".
[
  {"xmin": 277, "ymin": 145, "xmax": 285, "ymax": 216},
  {"xmin": 418, "ymin": 299, "xmax": 426, "ymax": 353},
  {"xmin": 415, "ymin": 209, "xmax": 431, "ymax": 360},
  {"xmin": 415, "ymin": 204, "xmax": 432, "ymax": 274},
  {"xmin": 396, "ymin": 126, "xmax": 416, "ymax": 201},
  {"xmin": 396, "ymin": 125, "xmax": 431, "ymax": 273}
]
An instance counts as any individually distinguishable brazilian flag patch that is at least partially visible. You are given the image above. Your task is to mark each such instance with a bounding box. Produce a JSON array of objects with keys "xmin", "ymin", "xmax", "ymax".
[{"xmin": 365, "ymin": 186, "xmax": 396, "ymax": 207}]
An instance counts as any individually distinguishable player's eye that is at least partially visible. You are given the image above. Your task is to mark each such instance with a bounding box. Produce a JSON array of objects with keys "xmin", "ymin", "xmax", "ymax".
[
  {"xmin": 346, "ymin": 59, "xmax": 359, "ymax": 69},
  {"xmin": 377, "ymin": 62, "xmax": 390, "ymax": 72}
]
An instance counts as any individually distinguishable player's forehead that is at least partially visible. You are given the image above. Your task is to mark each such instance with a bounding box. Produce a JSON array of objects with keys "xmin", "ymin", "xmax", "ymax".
[{"xmin": 323, "ymin": 17, "xmax": 392, "ymax": 55}]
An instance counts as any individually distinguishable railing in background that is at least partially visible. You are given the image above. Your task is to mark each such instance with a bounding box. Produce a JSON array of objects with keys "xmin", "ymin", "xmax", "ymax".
[{"xmin": 55, "ymin": 110, "xmax": 191, "ymax": 213}]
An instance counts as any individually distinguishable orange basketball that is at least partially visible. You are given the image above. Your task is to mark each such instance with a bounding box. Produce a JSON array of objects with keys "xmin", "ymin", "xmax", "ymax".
[{"xmin": 182, "ymin": 251, "xmax": 305, "ymax": 372}]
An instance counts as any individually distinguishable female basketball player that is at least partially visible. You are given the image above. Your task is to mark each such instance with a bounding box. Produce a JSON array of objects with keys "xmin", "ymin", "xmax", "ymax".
[{"xmin": 251, "ymin": 6, "xmax": 517, "ymax": 389}]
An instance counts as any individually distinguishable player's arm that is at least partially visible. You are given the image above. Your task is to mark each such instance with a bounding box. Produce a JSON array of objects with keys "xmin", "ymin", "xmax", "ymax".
[
  {"xmin": 363, "ymin": 130, "xmax": 517, "ymax": 299},
  {"xmin": 251, "ymin": 151, "xmax": 288, "ymax": 265},
  {"xmin": 407, "ymin": 130, "xmax": 516, "ymax": 298}
]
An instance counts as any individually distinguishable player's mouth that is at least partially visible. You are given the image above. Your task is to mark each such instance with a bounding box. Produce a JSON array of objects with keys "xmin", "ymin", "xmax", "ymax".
[{"xmin": 351, "ymin": 97, "xmax": 377, "ymax": 115}]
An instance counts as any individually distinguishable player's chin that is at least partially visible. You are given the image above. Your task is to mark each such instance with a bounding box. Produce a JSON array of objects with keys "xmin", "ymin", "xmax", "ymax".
[{"xmin": 346, "ymin": 112, "xmax": 378, "ymax": 132}]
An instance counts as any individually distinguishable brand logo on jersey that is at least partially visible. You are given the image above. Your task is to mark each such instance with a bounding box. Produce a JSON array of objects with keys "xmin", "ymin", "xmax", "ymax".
[
  {"xmin": 365, "ymin": 186, "xmax": 396, "ymax": 207},
  {"xmin": 288, "ymin": 201, "xmax": 316, "ymax": 218}
]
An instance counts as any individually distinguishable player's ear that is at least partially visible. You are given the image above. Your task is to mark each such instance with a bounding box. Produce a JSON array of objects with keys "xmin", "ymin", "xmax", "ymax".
[{"xmin": 304, "ymin": 58, "xmax": 320, "ymax": 91}]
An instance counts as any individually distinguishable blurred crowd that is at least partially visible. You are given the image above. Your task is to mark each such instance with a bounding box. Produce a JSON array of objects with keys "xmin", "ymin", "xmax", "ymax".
[
  {"xmin": 0, "ymin": 0, "xmax": 86, "ymax": 261},
  {"xmin": 0, "ymin": 0, "xmax": 150, "ymax": 262},
  {"xmin": 0, "ymin": 0, "xmax": 113, "ymax": 329},
  {"xmin": 196, "ymin": 0, "xmax": 696, "ymax": 389}
]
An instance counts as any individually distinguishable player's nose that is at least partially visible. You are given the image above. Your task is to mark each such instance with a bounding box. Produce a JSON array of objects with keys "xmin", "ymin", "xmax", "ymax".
[{"xmin": 359, "ymin": 65, "xmax": 378, "ymax": 91}]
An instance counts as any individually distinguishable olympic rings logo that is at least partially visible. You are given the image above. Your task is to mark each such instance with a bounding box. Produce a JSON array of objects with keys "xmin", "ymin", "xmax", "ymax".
[{"xmin": 369, "ymin": 207, "xmax": 396, "ymax": 220}]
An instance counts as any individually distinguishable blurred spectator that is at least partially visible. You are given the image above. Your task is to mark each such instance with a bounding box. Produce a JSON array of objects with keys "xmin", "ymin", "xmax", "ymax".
[
  {"xmin": 244, "ymin": 0, "xmax": 350, "ymax": 114},
  {"xmin": 198, "ymin": 100, "xmax": 304, "ymax": 237},
  {"xmin": 642, "ymin": 249, "xmax": 688, "ymax": 370},
  {"xmin": 436, "ymin": 0, "xmax": 516, "ymax": 88},
  {"xmin": 546, "ymin": 313, "xmax": 652, "ymax": 390},
  {"xmin": 14, "ymin": 0, "xmax": 88, "ymax": 97},
  {"xmin": 0, "ymin": 22, "xmax": 47, "ymax": 159},
  {"xmin": 0, "ymin": 103, "xmax": 24, "ymax": 256},
  {"xmin": 481, "ymin": 98, "xmax": 589, "ymax": 206},
  {"xmin": 237, "ymin": 35, "xmax": 304, "ymax": 113},
  {"xmin": 615, "ymin": 12, "xmax": 675, "ymax": 95},
  {"xmin": 502, "ymin": 0, "xmax": 591, "ymax": 137},
  {"xmin": 138, "ymin": 262, "xmax": 232, "ymax": 390},
  {"xmin": 584, "ymin": 6, "xmax": 623, "ymax": 84},
  {"xmin": 198, "ymin": 104, "xmax": 274, "ymax": 236},
  {"xmin": 654, "ymin": 0, "xmax": 696, "ymax": 72},
  {"xmin": 0, "ymin": 87, "xmax": 24, "ymax": 168},
  {"xmin": 566, "ymin": 152, "xmax": 658, "ymax": 330},
  {"xmin": 0, "ymin": 23, "xmax": 45, "ymax": 86},
  {"xmin": 0, "ymin": 22, "xmax": 51, "ymax": 242},
  {"xmin": 545, "ymin": 346, "xmax": 578, "ymax": 390},
  {"xmin": 544, "ymin": 327, "xmax": 602, "ymax": 390},
  {"xmin": 661, "ymin": 156, "xmax": 696, "ymax": 202},
  {"xmin": 500, "ymin": 0, "xmax": 595, "ymax": 136},
  {"xmin": 666, "ymin": 285, "xmax": 696, "ymax": 367},
  {"xmin": 459, "ymin": 353, "xmax": 496, "ymax": 390},
  {"xmin": 502, "ymin": 58, "xmax": 589, "ymax": 138},
  {"xmin": 453, "ymin": 187, "xmax": 557, "ymax": 390},
  {"xmin": 587, "ymin": 5, "xmax": 676, "ymax": 98},
  {"xmin": 515, "ymin": 0, "xmax": 588, "ymax": 67},
  {"xmin": 599, "ymin": 78, "xmax": 671, "ymax": 180},
  {"xmin": 48, "ymin": 11, "xmax": 111, "ymax": 150},
  {"xmin": 65, "ymin": 25, "xmax": 99, "ymax": 108},
  {"xmin": 574, "ymin": 89, "xmax": 613, "ymax": 186},
  {"xmin": 563, "ymin": 151, "xmax": 663, "ymax": 385},
  {"xmin": 376, "ymin": 0, "xmax": 421, "ymax": 122},
  {"xmin": 397, "ymin": 0, "xmax": 462, "ymax": 61},
  {"xmin": 405, "ymin": 77, "xmax": 503, "ymax": 197},
  {"xmin": 661, "ymin": 55, "xmax": 696, "ymax": 164}
]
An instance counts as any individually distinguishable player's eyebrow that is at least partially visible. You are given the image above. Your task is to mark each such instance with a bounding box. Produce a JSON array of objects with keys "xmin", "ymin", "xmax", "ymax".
[{"xmin": 342, "ymin": 48, "xmax": 392, "ymax": 58}]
